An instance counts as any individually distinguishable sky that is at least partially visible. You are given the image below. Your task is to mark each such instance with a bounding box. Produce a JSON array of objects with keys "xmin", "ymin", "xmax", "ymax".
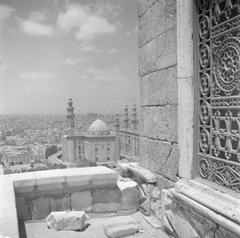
[{"xmin": 0, "ymin": 0, "xmax": 139, "ymax": 114}]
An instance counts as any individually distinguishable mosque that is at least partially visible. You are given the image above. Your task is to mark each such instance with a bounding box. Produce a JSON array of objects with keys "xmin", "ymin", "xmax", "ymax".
[{"xmin": 61, "ymin": 97, "xmax": 119, "ymax": 165}]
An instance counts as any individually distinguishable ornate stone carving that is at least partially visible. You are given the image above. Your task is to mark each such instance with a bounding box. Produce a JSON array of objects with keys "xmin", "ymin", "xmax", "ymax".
[{"xmin": 197, "ymin": 0, "xmax": 240, "ymax": 192}]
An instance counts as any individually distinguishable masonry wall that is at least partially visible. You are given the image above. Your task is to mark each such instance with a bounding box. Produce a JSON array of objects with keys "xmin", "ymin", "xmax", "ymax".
[{"xmin": 138, "ymin": 0, "xmax": 179, "ymax": 190}]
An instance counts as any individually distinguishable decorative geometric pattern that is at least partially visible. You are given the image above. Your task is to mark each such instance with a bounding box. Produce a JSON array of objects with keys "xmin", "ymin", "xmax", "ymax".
[{"xmin": 197, "ymin": 0, "xmax": 240, "ymax": 192}]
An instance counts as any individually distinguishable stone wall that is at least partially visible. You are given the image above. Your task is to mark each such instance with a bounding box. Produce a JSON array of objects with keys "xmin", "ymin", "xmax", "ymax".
[{"xmin": 138, "ymin": 0, "xmax": 179, "ymax": 189}]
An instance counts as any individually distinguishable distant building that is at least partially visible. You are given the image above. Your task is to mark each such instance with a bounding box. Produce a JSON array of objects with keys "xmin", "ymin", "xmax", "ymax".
[
  {"xmin": 62, "ymin": 119, "xmax": 117, "ymax": 164},
  {"xmin": 62, "ymin": 97, "xmax": 119, "ymax": 164}
]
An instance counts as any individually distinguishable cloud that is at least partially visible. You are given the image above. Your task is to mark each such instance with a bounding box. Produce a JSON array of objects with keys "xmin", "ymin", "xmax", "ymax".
[
  {"xmin": 79, "ymin": 44, "xmax": 104, "ymax": 53},
  {"xmin": 109, "ymin": 48, "xmax": 119, "ymax": 55},
  {"xmin": 0, "ymin": 4, "xmax": 15, "ymax": 29},
  {"xmin": 64, "ymin": 58, "xmax": 83, "ymax": 66},
  {"xmin": 19, "ymin": 71, "xmax": 55, "ymax": 80},
  {"xmin": 20, "ymin": 10, "xmax": 55, "ymax": 36},
  {"xmin": 84, "ymin": 66, "xmax": 127, "ymax": 83},
  {"xmin": 57, "ymin": 4, "xmax": 116, "ymax": 42}
]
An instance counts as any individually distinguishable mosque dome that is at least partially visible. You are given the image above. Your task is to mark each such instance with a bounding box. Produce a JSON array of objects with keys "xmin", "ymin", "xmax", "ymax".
[{"xmin": 88, "ymin": 119, "xmax": 110, "ymax": 136}]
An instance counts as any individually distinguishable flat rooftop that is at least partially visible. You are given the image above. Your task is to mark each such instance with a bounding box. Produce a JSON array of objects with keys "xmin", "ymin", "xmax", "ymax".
[{"xmin": 20, "ymin": 212, "xmax": 169, "ymax": 238}]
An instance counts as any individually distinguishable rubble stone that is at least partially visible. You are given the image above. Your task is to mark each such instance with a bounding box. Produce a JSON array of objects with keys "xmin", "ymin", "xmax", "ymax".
[
  {"xmin": 45, "ymin": 211, "xmax": 89, "ymax": 231},
  {"xmin": 104, "ymin": 216, "xmax": 139, "ymax": 238},
  {"xmin": 117, "ymin": 177, "xmax": 141, "ymax": 210}
]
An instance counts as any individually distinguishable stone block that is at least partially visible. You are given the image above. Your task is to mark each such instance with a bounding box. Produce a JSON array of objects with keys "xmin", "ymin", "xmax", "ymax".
[
  {"xmin": 140, "ymin": 105, "xmax": 178, "ymax": 142},
  {"xmin": 156, "ymin": 26, "xmax": 177, "ymax": 70},
  {"xmin": 139, "ymin": 39, "xmax": 157, "ymax": 76},
  {"xmin": 92, "ymin": 189, "xmax": 120, "ymax": 204},
  {"xmin": 104, "ymin": 216, "xmax": 139, "ymax": 238},
  {"xmin": 31, "ymin": 196, "xmax": 50, "ymax": 220},
  {"xmin": 71, "ymin": 191, "xmax": 92, "ymax": 211},
  {"xmin": 141, "ymin": 66, "xmax": 177, "ymax": 106},
  {"xmin": 15, "ymin": 197, "xmax": 31, "ymax": 221},
  {"xmin": 118, "ymin": 177, "xmax": 141, "ymax": 211},
  {"xmin": 49, "ymin": 194, "xmax": 71, "ymax": 212},
  {"xmin": 45, "ymin": 211, "xmax": 89, "ymax": 231},
  {"xmin": 139, "ymin": 0, "xmax": 176, "ymax": 46},
  {"xmin": 92, "ymin": 202, "xmax": 120, "ymax": 213},
  {"xmin": 138, "ymin": 0, "xmax": 159, "ymax": 17},
  {"xmin": 140, "ymin": 139, "xmax": 179, "ymax": 180}
]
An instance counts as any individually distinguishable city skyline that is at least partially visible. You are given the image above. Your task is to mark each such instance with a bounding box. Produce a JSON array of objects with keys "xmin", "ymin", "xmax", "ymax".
[{"xmin": 0, "ymin": 0, "xmax": 139, "ymax": 114}]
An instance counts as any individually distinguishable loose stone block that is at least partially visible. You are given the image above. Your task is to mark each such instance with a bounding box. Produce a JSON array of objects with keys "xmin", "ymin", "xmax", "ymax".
[
  {"xmin": 105, "ymin": 224, "xmax": 139, "ymax": 238},
  {"xmin": 118, "ymin": 177, "xmax": 141, "ymax": 210},
  {"xmin": 141, "ymin": 66, "xmax": 177, "ymax": 106},
  {"xmin": 140, "ymin": 105, "xmax": 178, "ymax": 142},
  {"xmin": 45, "ymin": 211, "xmax": 89, "ymax": 231},
  {"xmin": 104, "ymin": 216, "xmax": 139, "ymax": 238},
  {"xmin": 71, "ymin": 191, "xmax": 92, "ymax": 211}
]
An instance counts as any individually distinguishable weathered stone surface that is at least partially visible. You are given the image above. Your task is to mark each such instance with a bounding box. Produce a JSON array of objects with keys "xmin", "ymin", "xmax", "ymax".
[
  {"xmin": 118, "ymin": 163, "xmax": 156, "ymax": 183},
  {"xmin": 139, "ymin": 39, "xmax": 157, "ymax": 76},
  {"xmin": 45, "ymin": 211, "xmax": 89, "ymax": 231},
  {"xmin": 155, "ymin": 174, "xmax": 174, "ymax": 193},
  {"xmin": 105, "ymin": 224, "xmax": 139, "ymax": 238},
  {"xmin": 104, "ymin": 216, "xmax": 139, "ymax": 238},
  {"xmin": 138, "ymin": 0, "xmax": 159, "ymax": 17},
  {"xmin": 117, "ymin": 177, "xmax": 141, "ymax": 210},
  {"xmin": 141, "ymin": 66, "xmax": 177, "ymax": 106},
  {"xmin": 140, "ymin": 106, "xmax": 178, "ymax": 142},
  {"xmin": 139, "ymin": 0, "xmax": 176, "ymax": 46},
  {"xmin": 140, "ymin": 138, "xmax": 179, "ymax": 180},
  {"xmin": 156, "ymin": 26, "xmax": 177, "ymax": 70},
  {"xmin": 49, "ymin": 195, "xmax": 71, "ymax": 212},
  {"xmin": 92, "ymin": 189, "xmax": 120, "ymax": 204},
  {"xmin": 31, "ymin": 196, "xmax": 50, "ymax": 220},
  {"xmin": 16, "ymin": 197, "xmax": 31, "ymax": 220},
  {"xmin": 139, "ymin": 27, "xmax": 177, "ymax": 76},
  {"xmin": 71, "ymin": 191, "xmax": 92, "ymax": 211},
  {"xmin": 92, "ymin": 202, "xmax": 119, "ymax": 213}
]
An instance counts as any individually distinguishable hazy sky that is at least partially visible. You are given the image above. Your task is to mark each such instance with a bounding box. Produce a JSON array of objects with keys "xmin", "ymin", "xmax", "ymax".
[{"xmin": 0, "ymin": 0, "xmax": 138, "ymax": 114}]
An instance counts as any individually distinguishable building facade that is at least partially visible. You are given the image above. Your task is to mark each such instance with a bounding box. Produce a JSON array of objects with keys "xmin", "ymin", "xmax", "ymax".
[
  {"xmin": 62, "ymin": 119, "xmax": 116, "ymax": 164},
  {"xmin": 138, "ymin": 0, "xmax": 240, "ymax": 237}
]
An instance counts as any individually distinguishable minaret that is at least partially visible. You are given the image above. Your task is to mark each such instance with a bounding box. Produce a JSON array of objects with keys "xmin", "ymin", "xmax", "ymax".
[
  {"xmin": 114, "ymin": 114, "xmax": 120, "ymax": 161},
  {"xmin": 132, "ymin": 103, "xmax": 137, "ymax": 131},
  {"xmin": 67, "ymin": 97, "xmax": 75, "ymax": 135},
  {"xmin": 124, "ymin": 104, "xmax": 129, "ymax": 130}
]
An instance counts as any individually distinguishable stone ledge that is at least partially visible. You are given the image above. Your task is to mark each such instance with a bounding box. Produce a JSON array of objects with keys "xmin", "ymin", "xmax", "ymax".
[{"xmin": 170, "ymin": 179, "xmax": 240, "ymax": 235}]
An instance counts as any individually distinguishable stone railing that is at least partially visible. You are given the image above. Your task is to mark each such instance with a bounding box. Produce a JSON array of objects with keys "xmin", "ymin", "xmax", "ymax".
[{"xmin": 120, "ymin": 129, "xmax": 140, "ymax": 161}]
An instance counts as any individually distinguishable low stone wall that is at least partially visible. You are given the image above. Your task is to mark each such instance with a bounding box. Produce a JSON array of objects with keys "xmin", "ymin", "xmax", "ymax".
[
  {"xmin": 13, "ymin": 167, "xmax": 121, "ymax": 220},
  {"xmin": 0, "ymin": 167, "xmax": 122, "ymax": 238}
]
